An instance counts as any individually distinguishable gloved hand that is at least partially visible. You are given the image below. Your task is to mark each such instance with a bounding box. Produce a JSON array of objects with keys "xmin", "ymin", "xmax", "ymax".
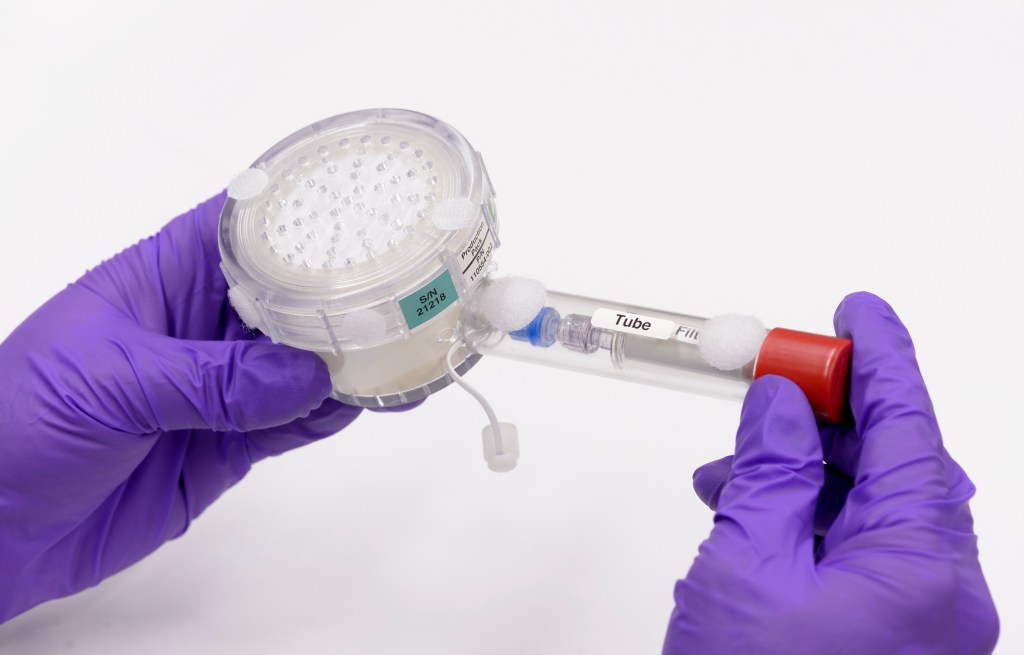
[
  {"xmin": 664, "ymin": 293, "xmax": 999, "ymax": 654},
  {"xmin": 0, "ymin": 192, "xmax": 366, "ymax": 623}
]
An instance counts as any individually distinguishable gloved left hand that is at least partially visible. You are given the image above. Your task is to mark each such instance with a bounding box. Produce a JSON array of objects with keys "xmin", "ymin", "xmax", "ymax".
[{"xmin": 0, "ymin": 191, "xmax": 363, "ymax": 623}]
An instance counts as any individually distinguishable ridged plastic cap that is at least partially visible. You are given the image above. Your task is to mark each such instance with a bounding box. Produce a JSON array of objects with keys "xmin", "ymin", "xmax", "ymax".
[
  {"xmin": 482, "ymin": 422, "xmax": 520, "ymax": 473},
  {"xmin": 754, "ymin": 328, "xmax": 852, "ymax": 423}
]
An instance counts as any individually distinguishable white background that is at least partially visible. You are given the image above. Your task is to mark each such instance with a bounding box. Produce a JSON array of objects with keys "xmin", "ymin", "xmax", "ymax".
[{"xmin": 0, "ymin": 1, "xmax": 1021, "ymax": 653}]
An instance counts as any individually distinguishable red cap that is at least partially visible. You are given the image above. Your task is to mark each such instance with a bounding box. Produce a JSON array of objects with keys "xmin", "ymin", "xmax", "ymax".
[{"xmin": 754, "ymin": 328, "xmax": 852, "ymax": 423}]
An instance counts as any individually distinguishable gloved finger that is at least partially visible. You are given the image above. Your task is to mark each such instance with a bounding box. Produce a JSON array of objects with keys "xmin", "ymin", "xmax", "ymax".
[
  {"xmin": 818, "ymin": 407, "xmax": 979, "ymax": 541},
  {"xmin": 702, "ymin": 375, "xmax": 823, "ymax": 566},
  {"xmin": 832, "ymin": 292, "xmax": 948, "ymax": 526},
  {"xmin": 126, "ymin": 330, "xmax": 332, "ymax": 433},
  {"xmin": 694, "ymin": 455, "xmax": 853, "ymax": 537},
  {"xmin": 79, "ymin": 192, "xmax": 231, "ymax": 340},
  {"xmin": 173, "ymin": 401, "xmax": 362, "ymax": 522},
  {"xmin": 155, "ymin": 191, "xmax": 230, "ymax": 333},
  {"xmin": 819, "ymin": 421, "xmax": 861, "ymax": 478},
  {"xmin": 151, "ymin": 190, "xmax": 262, "ymax": 343},
  {"xmin": 692, "ymin": 455, "xmax": 732, "ymax": 510},
  {"xmin": 244, "ymin": 398, "xmax": 363, "ymax": 461},
  {"xmin": 814, "ymin": 464, "xmax": 854, "ymax": 537},
  {"xmin": 822, "ymin": 419, "xmax": 978, "ymax": 535},
  {"xmin": 940, "ymin": 450, "xmax": 978, "ymax": 533}
]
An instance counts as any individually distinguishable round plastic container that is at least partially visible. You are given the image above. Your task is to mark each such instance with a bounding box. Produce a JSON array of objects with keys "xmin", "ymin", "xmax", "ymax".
[{"xmin": 219, "ymin": 109, "xmax": 499, "ymax": 407}]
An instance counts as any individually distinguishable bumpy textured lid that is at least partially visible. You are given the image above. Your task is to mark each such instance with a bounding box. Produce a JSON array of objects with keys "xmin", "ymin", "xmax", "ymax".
[{"xmin": 219, "ymin": 108, "xmax": 497, "ymax": 353}]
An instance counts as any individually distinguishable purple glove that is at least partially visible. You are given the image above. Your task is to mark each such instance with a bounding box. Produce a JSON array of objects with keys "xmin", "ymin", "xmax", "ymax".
[
  {"xmin": 0, "ymin": 192, "xmax": 364, "ymax": 623},
  {"xmin": 664, "ymin": 293, "xmax": 999, "ymax": 654}
]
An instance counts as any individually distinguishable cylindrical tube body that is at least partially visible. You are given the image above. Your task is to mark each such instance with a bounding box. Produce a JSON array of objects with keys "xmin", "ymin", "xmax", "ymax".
[{"xmin": 463, "ymin": 290, "xmax": 754, "ymax": 402}]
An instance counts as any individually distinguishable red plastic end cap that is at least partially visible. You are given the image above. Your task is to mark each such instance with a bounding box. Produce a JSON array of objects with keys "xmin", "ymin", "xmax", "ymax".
[{"xmin": 754, "ymin": 328, "xmax": 853, "ymax": 423}]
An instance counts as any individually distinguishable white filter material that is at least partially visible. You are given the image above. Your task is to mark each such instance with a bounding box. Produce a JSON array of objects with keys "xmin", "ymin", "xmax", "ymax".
[
  {"xmin": 228, "ymin": 287, "xmax": 263, "ymax": 329},
  {"xmin": 477, "ymin": 277, "xmax": 547, "ymax": 332},
  {"xmin": 431, "ymin": 198, "xmax": 476, "ymax": 231},
  {"xmin": 340, "ymin": 308, "xmax": 388, "ymax": 346},
  {"xmin": 227, "ymin": 168, "xmax": 269, "ymax": 200},
  {"xmin": 698, "ymin": 314, "xmax": 767, "ymax": 371}
]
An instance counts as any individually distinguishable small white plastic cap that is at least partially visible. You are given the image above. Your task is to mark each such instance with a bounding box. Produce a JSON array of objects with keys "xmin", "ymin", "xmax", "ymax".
[{"xmin": 482, "ymin": 422, "xmax": 520, "ymax": 473}]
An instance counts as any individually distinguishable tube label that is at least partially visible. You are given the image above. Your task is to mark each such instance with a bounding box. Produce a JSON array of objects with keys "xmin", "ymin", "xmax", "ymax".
[
  {"xmin": 592, "ymin": 309, "xmax": 676, "ymax": 339},
  {"xmin": 592, "ymin": 308, "xmax": 702, "ymax": 344},
  {"xmin": 673, "ymin": 324, "xmax": 701, "ymax": 345}
]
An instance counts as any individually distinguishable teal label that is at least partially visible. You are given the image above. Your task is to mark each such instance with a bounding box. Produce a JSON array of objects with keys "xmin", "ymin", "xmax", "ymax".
[{"xmin": 399, "ymin": 269, "xmax": 459, "ymax": 330}]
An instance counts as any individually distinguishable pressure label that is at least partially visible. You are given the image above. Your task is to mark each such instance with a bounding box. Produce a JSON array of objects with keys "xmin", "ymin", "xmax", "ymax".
[
  {"xmin": 399, "ymin": 269, "xmax": 459, "ymax": 330},
  {"xmin": 458, "ymin": 216, "xmax": 495, "ymax": 286}
]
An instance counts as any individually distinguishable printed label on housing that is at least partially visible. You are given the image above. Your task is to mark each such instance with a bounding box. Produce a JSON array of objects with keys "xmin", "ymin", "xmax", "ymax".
[
  {"xmin": 399, "ymin": 269, "xmax": 459, "ymax": 330},
  {"xmin": 457, "ymin": 215, "xmax": 495, "ymax": 286}
]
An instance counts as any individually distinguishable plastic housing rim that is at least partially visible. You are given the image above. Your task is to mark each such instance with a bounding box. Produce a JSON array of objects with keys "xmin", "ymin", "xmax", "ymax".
[{"xmin": 217, "ymin": 108, "xmax": 498, "ymax": 407}]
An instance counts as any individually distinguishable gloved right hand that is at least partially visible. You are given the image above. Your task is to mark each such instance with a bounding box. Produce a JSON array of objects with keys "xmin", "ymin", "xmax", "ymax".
[{"xmin": 664, "ymin": 292, "xmax": 1000, "ymax": 654}]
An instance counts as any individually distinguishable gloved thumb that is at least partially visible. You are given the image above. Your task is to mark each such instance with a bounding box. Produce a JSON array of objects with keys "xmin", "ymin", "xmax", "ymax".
[
  {"xmin": 702, "ymin": 375, "xmax": 824, "ymax": 567},
  {"xmin": 121, "ymin": 330, "xmax": 333, "ymax": 433}
]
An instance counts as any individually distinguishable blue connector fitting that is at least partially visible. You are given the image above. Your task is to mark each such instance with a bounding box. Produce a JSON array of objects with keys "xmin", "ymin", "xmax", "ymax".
[{"xmin": 509, "ymin": 306, "xmax": 561, "ymax": 347}]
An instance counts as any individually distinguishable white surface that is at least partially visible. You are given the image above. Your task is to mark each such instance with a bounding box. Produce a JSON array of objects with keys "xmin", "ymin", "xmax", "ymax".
[{"xmin": 0, "ymin": 1, "xmax": 1021, "ymax": 653}]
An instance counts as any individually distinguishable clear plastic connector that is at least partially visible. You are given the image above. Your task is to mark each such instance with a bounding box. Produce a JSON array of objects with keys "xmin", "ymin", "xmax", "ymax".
[
  {"xmin": 462, "ymin": 280, "xmax": 852, "ymax": 423},
  {"xmin": 465, "ymin": 290, "xmax": 754, "ymax": 402}
]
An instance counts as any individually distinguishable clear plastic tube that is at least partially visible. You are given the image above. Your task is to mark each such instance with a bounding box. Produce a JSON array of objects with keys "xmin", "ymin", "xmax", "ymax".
[{"xmin": 463, "ymin": 290, "xmax": 754, "ymax": 403}]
